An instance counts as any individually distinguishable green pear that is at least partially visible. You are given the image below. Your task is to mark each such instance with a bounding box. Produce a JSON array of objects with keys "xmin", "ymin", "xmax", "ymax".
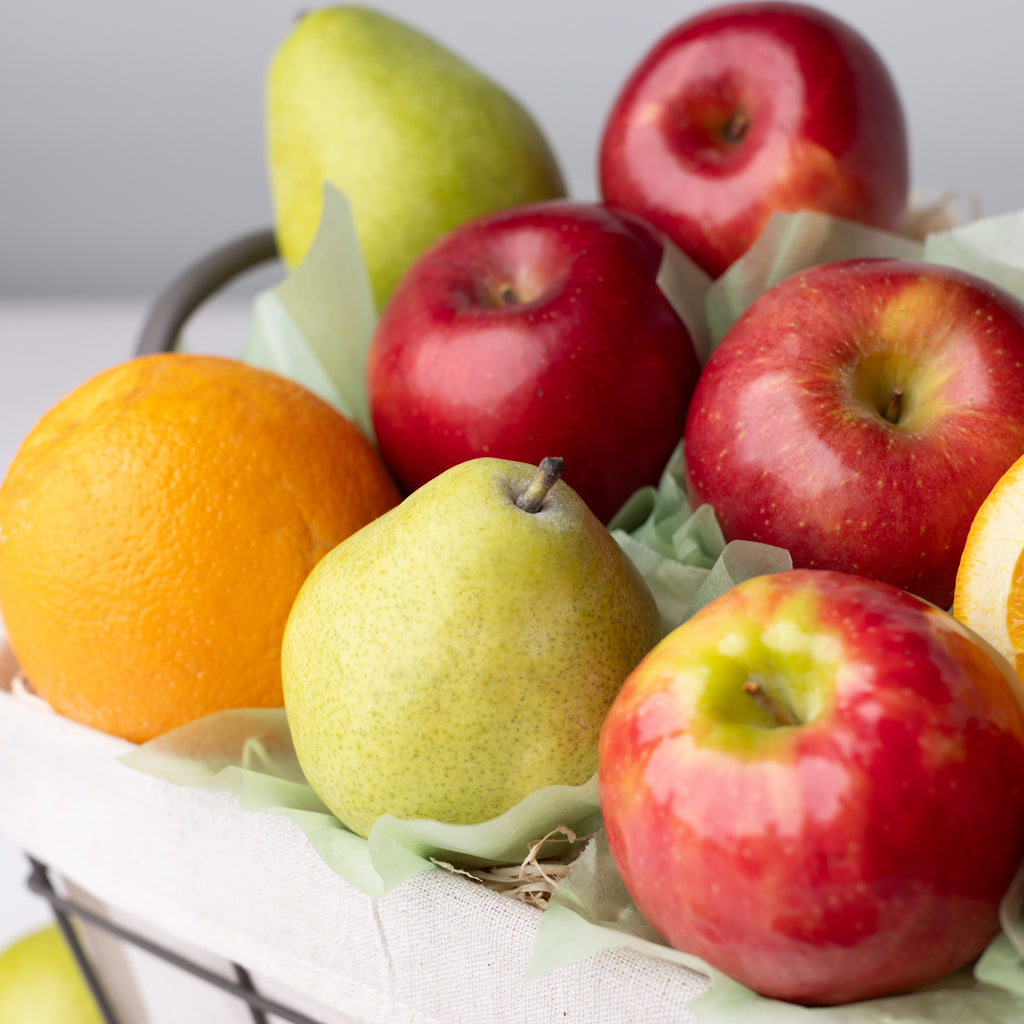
[
  {"xmin": 266, "ymin": 6, "xmax": 567, "ymax": 308},
  {"xmin": 0, "ymin": 925, "xmax": 103, "ymax": 1024},
  {"xmin": 282, "ymin": 457, "xmax": 662, "ymax": 837}
]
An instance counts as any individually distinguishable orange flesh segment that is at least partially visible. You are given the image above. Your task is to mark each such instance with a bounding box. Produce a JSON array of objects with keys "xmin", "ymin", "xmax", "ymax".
[{"xmin": 1009, "ymin": 547, "xmax": 1024, "ymax": 676}]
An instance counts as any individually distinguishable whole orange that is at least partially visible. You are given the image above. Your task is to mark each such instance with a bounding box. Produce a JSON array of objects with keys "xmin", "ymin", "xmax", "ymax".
[{"xmin": 0, "ymin": 353, "xmax": 401, "ymax": 743}]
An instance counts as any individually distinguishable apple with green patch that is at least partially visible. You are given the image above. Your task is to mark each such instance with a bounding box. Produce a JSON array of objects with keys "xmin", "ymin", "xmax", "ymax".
[{"xmin": 599, "ymin": 568, "xmax": 1024, "ymax": 1005}]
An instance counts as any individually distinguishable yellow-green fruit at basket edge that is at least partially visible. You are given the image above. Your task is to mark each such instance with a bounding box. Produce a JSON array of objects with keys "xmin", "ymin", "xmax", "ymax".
[
  {"xmin": 282, "ymin": 457, "xmax": 663, "ymax": 838},
  {"xmin": 265, "ymin": 5, "xmax": 566, "ymax": 309},
  {"xmin": 0, "ymin": 925, "xmax": 103, "ymax": 1024}
]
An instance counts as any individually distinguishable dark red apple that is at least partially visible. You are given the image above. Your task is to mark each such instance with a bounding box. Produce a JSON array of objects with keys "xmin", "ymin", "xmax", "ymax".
[
  {"xmin": 599, "ymin": 568, "xmax": 1024, "ymax": 1005},
  {"xmin": 365, "ymin": 200, "xmax": 701, "ymax": 524},
  {"xmin": 682, "ymin": 258, "xmax": 1024, "ymax": 610},
  {"xmin": 599, "ymin": 2, "xmax": 909, "ymax": 278}
]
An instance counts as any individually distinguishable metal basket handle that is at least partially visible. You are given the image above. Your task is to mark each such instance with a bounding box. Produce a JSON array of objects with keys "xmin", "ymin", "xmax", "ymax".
[{"xmin": 134, "ymin": 229, "xmax": 279, "ymax": 356}]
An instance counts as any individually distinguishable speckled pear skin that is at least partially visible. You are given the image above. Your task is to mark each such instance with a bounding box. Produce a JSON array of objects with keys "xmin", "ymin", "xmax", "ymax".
[
  {"xmin": 281, "ymin": 457, "xmax": 662, "ymax": 838},
  {"xmin": 266, "ymin": 6, "xmax": 566, "ymax": 308}
]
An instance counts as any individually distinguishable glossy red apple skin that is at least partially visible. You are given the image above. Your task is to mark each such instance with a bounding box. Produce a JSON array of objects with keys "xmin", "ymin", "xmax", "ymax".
[
  {"xmin": 599, "ymin": 2, "xmax": 909, "ymax": 278},
  {"xmin": 682, "ymin": 258, "xmax": 1024, "ymax": 610},
  {"xmin": 599, "ymin": 568, "xmax": 1024, "ymax": 1005},
  {"xmin": 366, "ymin": 200, "xmax": 701, "ymax": 524}
]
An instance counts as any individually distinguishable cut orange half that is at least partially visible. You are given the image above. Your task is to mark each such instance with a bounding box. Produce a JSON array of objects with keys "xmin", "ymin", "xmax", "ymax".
[{"xmin": 953, "ymin": 453, "xmax": 1024, "ymax": 683}]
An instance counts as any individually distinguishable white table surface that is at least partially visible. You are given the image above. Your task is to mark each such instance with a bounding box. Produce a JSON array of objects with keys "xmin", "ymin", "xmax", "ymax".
[{"xmin": 0, "ymin": 297, "xmax": 253, "ymax": 953}]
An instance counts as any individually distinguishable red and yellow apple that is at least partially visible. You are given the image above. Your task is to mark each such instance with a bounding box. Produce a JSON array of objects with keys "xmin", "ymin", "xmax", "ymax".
[
  {"xmin": 366, "ymin": 199, "xmax": 701, "ymax": 524},
  {"xmin": 682, "ymin": 258, "xmax": 1024, "ymax": 610},
  {"xmin": 598, "ymin": 2, "xmax": 909, "ymax": 278},
  {"xmin": 598, "ymin": 568, "xmax": 1024, "ymax": 1005}
]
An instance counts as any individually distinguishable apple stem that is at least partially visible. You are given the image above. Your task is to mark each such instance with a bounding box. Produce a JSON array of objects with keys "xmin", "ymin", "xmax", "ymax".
[
  {"xmin": 516, "ymin": 457, "xmax": 565, "ymax": 513},
  {"xmin": 723, "ymin": 111, "xmax": 750, "ymax": 145},
  {"xmin": 742, "ymin": 679, "xmax": 799, "ymax": 727},
  {"xmin": 883, "ymin": 387, "xmax": 904, "ymax": 424}
]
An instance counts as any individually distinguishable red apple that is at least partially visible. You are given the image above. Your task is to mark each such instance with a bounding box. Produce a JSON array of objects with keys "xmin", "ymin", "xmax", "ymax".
[
  {"xmin": 682, "ymin": 258, "xmax": 1024, "ymax": 610},
  {"xmin": 598, "ymin": 2, "xmax": 909, "ymax": 278},
  {"xmin": 599, "ymin": 568, "xmax": 1024, "ymax": 1005},
  {"xmin": 365, "ymin": 200, "xmax": 701, "ymax": 524}
]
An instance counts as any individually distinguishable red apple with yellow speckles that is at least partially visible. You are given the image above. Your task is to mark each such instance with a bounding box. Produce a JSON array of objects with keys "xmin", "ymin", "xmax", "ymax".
[
  {"xmin": 682, "ymin": 258, "xmax": 1024, "ymax": 609},
  {"xmin": 599, "ymin": 568, "xmax": 1024, "ymax": 1005}
]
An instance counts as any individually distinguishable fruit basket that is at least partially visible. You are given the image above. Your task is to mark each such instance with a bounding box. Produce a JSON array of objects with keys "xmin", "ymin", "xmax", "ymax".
[
  {"xmin": 8, "ymin": 208, "xmax": 1024, "ymax": 1024},
  {"xmin": 11, "ymin": 5, "xmax": 1024, "ymax": 1016}
]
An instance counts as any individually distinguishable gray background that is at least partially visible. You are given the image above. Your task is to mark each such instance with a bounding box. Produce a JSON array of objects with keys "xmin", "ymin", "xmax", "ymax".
[{"xmin": 2, "ymin": 0, "xmax": 1022, "ymax": 300}]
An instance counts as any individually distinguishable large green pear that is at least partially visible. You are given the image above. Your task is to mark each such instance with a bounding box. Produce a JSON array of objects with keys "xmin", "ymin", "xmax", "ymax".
[
  {"xmin": 0, "ymin": 925, "xmax": 103, "ymax": 1024},
  {"xmin": 266, "ymin": 6, "xmax": 567, "ymax": 308},
  {"xmin": 282, "ymin": 457, "xmax": 662, "ymax": 838}
]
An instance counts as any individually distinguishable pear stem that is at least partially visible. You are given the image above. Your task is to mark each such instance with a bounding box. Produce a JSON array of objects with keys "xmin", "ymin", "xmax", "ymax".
[
  {"xmin": 883, "ymin": 387, "xmax": 904, "ymax": 424},
  {"xmin": 742, "ymin": 678, "xmax": 799, "ymax": 727},
  {"xmin": 517, "ymin": 457, "xmax": 565, "ymax": 513}
]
